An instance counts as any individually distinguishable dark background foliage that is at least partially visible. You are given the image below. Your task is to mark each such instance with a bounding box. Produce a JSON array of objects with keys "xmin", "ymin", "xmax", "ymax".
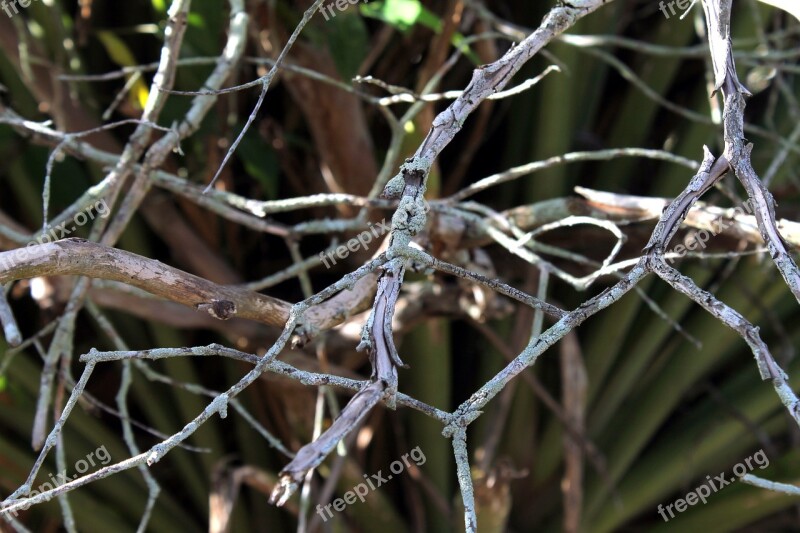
[{"xmin": 1, "ymin": 0, "xmax": 799, "ymax": 531}]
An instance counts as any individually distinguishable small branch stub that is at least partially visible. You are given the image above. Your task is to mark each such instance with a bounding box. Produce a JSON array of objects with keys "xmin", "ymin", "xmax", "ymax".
[{"xmin": 196, "ymin": 299, "xmax": 237, "ymax": 320}]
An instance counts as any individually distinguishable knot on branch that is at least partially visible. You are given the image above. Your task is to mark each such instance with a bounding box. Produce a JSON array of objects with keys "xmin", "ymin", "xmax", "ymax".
[
  {"xmin": 442, "ymin": 410, "xmax": 482, "ymax": 439},
  {"xmin": 195, "ymin": 299, "xmax": 237, "ymax": 320},
  {"xmin": 391, "ymin": 195, "xmax": 428, "ymax": 237}
]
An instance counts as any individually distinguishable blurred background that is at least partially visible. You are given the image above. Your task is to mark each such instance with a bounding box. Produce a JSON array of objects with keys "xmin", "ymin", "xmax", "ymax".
[{"xmin": 1, "ymin": 0, "xmax": 800, "ymax": 531}]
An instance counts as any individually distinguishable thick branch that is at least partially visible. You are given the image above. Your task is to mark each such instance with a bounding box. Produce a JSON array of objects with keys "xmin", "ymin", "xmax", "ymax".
[{"xmin": 0, "ymin": 239, "xmax": 290, "ymax": 327}]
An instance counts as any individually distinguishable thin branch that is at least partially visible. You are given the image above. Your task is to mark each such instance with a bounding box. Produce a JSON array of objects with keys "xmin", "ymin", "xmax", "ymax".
[
  {"xmin": 0, "ymin": 289, "xmax": 21, "ymax": 347},
  {"xmin": 702, "ymin": 0, "xmax": 800, "ymax": 303},
  {"xmin": 740, "ymin": 474, "xmax": 800, "ymax": 495}
]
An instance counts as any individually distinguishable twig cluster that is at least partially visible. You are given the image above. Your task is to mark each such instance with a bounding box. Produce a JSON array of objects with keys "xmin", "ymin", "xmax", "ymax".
[{"xmin": 0, "ymin": 0, "xmax": 799, "ymax": 531}]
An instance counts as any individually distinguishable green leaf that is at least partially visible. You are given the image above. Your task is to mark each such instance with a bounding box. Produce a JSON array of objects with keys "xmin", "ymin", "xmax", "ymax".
[
  {"xmin": 237, "ymin": 128, "xmax": 279, "ymax": 200},
  {"xmin": 360, "ymin": 0, "xmax": 440, "ymax": 33},
  {"xmin": 325, "ymin": 11, "xmax": 369, "ymax": 81},
  {"xmin": 360, "ymin": 0, "xmax": 478, "ymax": 63},
  {"xmin": 187, "ymin": 13, "xmax": 205, "ymax": 29},
  {"xmin": 96, "ymin": 31, "xmax": 149, "ymax": 109}
]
